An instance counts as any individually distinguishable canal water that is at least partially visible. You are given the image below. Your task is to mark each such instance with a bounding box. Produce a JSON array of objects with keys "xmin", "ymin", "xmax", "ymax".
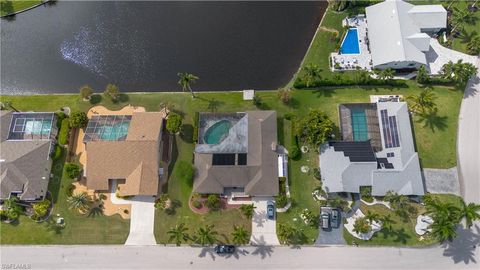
[{"xmin": 1, "ymin": 1, "xmax": 326, "ymax": 94}]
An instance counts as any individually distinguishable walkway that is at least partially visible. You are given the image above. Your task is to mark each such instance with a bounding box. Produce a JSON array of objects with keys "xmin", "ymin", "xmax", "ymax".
[
  {"xmin": 250, "ymin": 197, "xmax": 280, "ymax": 246},
  {"xmin": 423, "ymin": 167, "xmax": 460, "ymax": 195},
  {"xmin": 109, "ymin": 180, "xmax": 156, "ymax": 245},
  {"xmin": 457, "ymin": 57, "xmax": 480, "ymax": 204},
  {"xmin": 426, "ymin": 39, "xmax": 478, "ymax": 75}
]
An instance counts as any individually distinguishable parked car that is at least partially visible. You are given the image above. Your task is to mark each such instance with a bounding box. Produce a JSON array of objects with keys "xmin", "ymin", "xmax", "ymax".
[
  {"xmin": 214, "ymin": 245, "xmax": 235, "ymax": 254},
  {"xmin": 321, "ymin": 213, "xmax": 330, "ymax": 230},
  {"xmin": 267, "ymin": 201, "xmax": 275, "ymax": 219},
  {"xmin": 331, "ymin": 209, "xmax": 340, "ymax": 228}
]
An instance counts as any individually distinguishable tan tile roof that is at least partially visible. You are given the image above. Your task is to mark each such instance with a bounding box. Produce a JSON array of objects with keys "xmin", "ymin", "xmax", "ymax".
[{"xmin": 85, "ymin": 112, "xmax": 163, "ymax": 196}]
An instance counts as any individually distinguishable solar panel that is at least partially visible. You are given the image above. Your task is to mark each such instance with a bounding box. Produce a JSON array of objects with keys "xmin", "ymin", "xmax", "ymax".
[
  {"xmin": 237, "ymin": 153, "xmax": 247, "ymax": 165},
  {"xmin": 330, "ymin": 141, "xmax": 376, "ymax": 162},
  {"xmin": 212, "ymin": 154, "xmax": 236, "ymax": 166},
  {"xmin": 380, "ymin": 110, "xmax": 400, "ymax": 148}
]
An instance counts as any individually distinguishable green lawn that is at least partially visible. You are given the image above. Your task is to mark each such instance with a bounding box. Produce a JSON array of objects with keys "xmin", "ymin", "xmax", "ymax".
[
  {"xmin": 0, "ymin": 151, "xmax": 130, "ymax": 244},
  {"xmin": 1, "ymin": 0, "xmax": 41, "ymax": 16},
  {"xmin": 343, "ymin": 194, "xmax": 463, "ymax": 246},
  {"xmin": 0, "ymin": 83, "xmax": 462, "ymax": 244}
]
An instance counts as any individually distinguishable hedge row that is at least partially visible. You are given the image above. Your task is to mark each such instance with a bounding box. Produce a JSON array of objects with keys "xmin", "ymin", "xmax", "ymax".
[
  {"xmin": 193, "ymin": 111, "xmax": 199, "ymax": 143},
  {"xmin": 57, "ymin": 118, "xmax": 70, "ymax": 146},
  {"xmin": 294, "ymin": 76, "xmax": 407, "ymax": 89}
]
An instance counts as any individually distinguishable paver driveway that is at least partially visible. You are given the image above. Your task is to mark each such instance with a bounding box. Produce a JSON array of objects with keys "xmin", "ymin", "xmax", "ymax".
[{"xmin": 250, "ymin": 197, "xmax": 280, "ymax": 245}]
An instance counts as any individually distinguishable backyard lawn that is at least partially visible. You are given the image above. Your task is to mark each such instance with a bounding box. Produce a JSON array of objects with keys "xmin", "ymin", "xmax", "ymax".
[
  {"xmin": 0, "ymin": 151, "xmax": 130, "ymax": 244},
  {"xmin": 0, "ymin": 0, "xmax": 41, "ymax": 16},
  {"xmin": 343, "ymin": 194, "xmax": 463, "ymax": 246}
]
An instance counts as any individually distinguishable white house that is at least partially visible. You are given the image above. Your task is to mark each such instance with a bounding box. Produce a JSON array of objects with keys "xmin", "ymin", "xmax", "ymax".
[{"xmin": 365, "ymin": 0, "xmax": 447, "ymax": 70}]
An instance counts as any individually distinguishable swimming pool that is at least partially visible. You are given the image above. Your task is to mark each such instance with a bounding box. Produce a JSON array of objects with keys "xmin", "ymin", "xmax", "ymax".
[
  {"xmin": 203, "ymin": 120, "xmax": 232, "ymax": 144},
  {"xmin": 24, "ymin": 120, "xmax": 52, "ymax": 136},
  {"xmin": 340, "ymin": 28, "xmax": 360, "ymax": 55},
  {"xmin": 351, "ymin": 108, "xmax": 368, "ymax": 141},
  {"xmin": 97, "ymin": 122, "xmax": 130, "ymax": 141}
]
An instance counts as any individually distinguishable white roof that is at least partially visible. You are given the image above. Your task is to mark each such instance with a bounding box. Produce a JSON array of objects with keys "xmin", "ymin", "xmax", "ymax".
[{"xmin": 365, "ymin": 0, "xmax": 446, "ymax": 67}]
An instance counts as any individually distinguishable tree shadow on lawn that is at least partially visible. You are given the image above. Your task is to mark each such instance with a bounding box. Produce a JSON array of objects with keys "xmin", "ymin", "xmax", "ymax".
[
  {"xmin": 442, "ymin": 224, "xmax": 480, "ymax": 264},
  {"xmin": 312, "ymin": 88, "xmax": 336, "ymax": 98},
  {"xmin": 180, "ymin": 124, "xmax": 194, "ymax": 143},
  {"xmin": 415, "ymin": 109, "xmax": 448, "ymax": 132}
]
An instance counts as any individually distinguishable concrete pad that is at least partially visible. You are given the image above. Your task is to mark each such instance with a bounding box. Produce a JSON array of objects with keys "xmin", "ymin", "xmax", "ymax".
[
  {"xmin": 250, "ymin": 197, "xmax": 280, "ymax": 245},
  {"xmin": 423, "ymin": 167, "xmax": 460, "ymax": 195}
]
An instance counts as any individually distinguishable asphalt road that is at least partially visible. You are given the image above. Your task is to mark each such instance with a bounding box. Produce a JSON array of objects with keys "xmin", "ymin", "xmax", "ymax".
[
  {"xmin": 2, "ymin": 239, "xmax": 479, "ymax": 270},
  {"xmin": 457, "ymin": 58, "xmax": 480, "ymax": 204}
]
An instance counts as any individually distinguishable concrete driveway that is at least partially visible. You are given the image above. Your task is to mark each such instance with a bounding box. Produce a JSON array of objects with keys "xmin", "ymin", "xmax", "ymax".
[
  {"xmin": 250, "ymin": 197, "xmax": 280, "ymax": 245},
  {"xmin": 457, "ymin": 58, "xmax": 480, "ymax": 204},
  {"xmin": 110, "ymin": 180, "xmax": 157, "ymax": 245},
  {"xmin": 316, "ymin": 208, "xmax": 346, "ymax": 245}
]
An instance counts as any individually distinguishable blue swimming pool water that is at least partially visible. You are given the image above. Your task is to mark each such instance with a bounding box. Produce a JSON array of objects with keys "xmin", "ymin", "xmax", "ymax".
[
  {"xmin": 98, "ymin": 122, "xmax": 130, "ymax": 141},
  {"xmin": 340, "ymin": 28, "xmax": 360, "ymax": 55},
  {"xmin": 351, "ymin": 108, "xmax": 368, "ymax": 141},
  {"xmin": 204, "ymin": 120, "xmax": 232, "ymax": 144}
]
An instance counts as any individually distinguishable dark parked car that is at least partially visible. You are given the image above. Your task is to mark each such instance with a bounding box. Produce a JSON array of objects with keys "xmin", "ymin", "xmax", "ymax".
[
  {"xmin": 267, "ymin": 201, "xmax": 275, "ymax": 219},
  {"xmin": 214, "ymin": 245, "xmax": 235, "ymax": 254},
  {"xmin": 331, "ymin": 209, "xmax": 340, "ymax": 228},
  {"xmin": 321, "ymin": 213, "xmax": 330, "ymax": 230}
]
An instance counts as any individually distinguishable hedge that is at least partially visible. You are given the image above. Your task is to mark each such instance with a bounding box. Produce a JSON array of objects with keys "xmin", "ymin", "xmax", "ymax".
[
  {"xmin": 193, "ymin": 111, "xmax": 199, "ymax": 143},
  {"xmin": 58, "ymin": 118, "xmax": 70, "ymax": 146},
  {"xmin": 51, "ymin": 144, "xmax": 63, "ymax": 161},
  {"xmin": 293, "ymin": 76, "xmax": 407, "ymax": 89}
]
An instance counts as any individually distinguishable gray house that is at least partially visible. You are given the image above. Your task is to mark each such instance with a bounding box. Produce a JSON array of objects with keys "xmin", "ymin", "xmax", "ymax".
[
  {"xmin": 0, "ymin": 111, "xmax": 57, "ymax": 202},
  {"xmin": 366, "ymin": 0, "xmax": 447, "ymax": 70},
  {"xmin": 193, "ymin": 111, "xmax": 279, "ymax": 197},
  {"xmin": 320, "ymin": 102, "xmax": 424, "ymax": 196}
]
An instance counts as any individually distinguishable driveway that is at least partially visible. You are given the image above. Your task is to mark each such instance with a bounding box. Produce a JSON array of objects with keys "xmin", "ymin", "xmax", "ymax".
[
  {"xmin": 250, "ymin": 197, "xmax": 280, "ymax": 245},
  {"xmin": 110, "ymin": 180, "xmax": 157, "ymax": 245},
  {"xmin": 423, "ymin": 167, "xmax": 460, "ymax": 195},
  {"xmin": 315, "ymin": 207, "xmax": 346, "ymax": 245},
  {"xmin": 457, "ymin": 58, "xmax": 480, "ymax": 204}
]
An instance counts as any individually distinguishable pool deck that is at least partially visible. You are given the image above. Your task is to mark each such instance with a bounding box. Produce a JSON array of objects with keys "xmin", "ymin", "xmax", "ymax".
[{"xmin": 330, "ymin": 15, "xmax": 372, "ymax": 71}]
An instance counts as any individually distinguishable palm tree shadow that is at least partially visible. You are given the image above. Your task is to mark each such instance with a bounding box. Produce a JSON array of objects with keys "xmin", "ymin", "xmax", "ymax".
[
  {"xmin": 391, "ymin": 228, "xmax": 411, "ymax": 244},
  {"xmin": 313, "ymin": 88, "xmax": 336, "ymax": 98},
  {"xmin": 224, "ymin": 248, "xmax": 250, "ymax": 260},
  {"xmin": 415, "ymin": 109, "xmax": 448, "ymax": 132},
  {"xmin": 252, "ymin": 210, "xmax": 266, "ymax": 227},
  {"xmin": 442, "ymin": 224, "xmax": 480, "ymax": 264},
  {"xmin": 197, "ymin": 246, "xmax": 216, "ymax": 261},
  {"xmin": 250, "ymin": 236, "xmax": 274, "ymax": 259},
  {"xmin": 206, "ymin": 98, "xmax": 224, "ymax": 112}
]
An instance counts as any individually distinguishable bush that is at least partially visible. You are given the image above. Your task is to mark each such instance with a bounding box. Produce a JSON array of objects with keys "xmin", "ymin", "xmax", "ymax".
[
  {"xmin": 353, "ymin": 217, "xmax": 371, "ymax": 234},
  {"xmin": 155, "ymin": 194, "xmax": 170, "ymax": 210},
  {"xmin": 276, "ymin": 195, "xmax": 288, "ymax": 208},
  {"xmin": 205, "ymin": 194, "xmax": 221, "ymax": 211},
  {"xmin": 51, "ymin": 144, "xmax": 63, "ymax": 161},
  {"xmin": 55, "ymin": 112, "xmax": 66, "ymax": 128},
  {"xmin": 297, "ymin": 110, "xmax": 335, "ymax": 147},
  {"xmin": 277, "ymin": 88, "xmax": 291, "ymax": 104},
  {"xmin": 166, "ymin": 113, "xmax": 182, "ymax": 134},
  {"xmin": 360, "ymin": 186, "xmax": 373, "ymax": 203},
  {"xmin": 289, "ymin": 144, "xmax": 301, "ymax": 160},
  {"xmin": 192, "ymin": 200, "xmax": 202, "ymax": 209},
  {"xmin": 176, "ymin": 161, "xmax": 194, "ymax": 187},
  {"xmin": 69, "ymin": 111, "xmax": 88, "ymax": 128},
  {"xmin": 284, "ymin": 112, "xmax": 295, "ymax": 121},
  {"xmin": 65, "ymin": 163, "xmax": 81, "ymax": 179},
  {"xmin": 293, "ymin": 74, "xmax": 407, "ymax": 89},
  {"xmin": 239, "ymin": 204, "xmax": 255, "ymax": 219},
  {"xmin": 65, "ymin": 184, "xmax": 75, "ymax": 197},
  {"xmin": 32, "ymin": 199, "xmax": 50, "ymax": 219},
  {"xmin": 58, "ymin": 118, "xmax": 70, "ymax": 145},
  {"xmin": 79, "ymin": 85, "xmax": 93, "ymax": 100},
  {"xmin": 252, "ymin": 94, "xmax": 262, "ymax": 107},
  {"xmin": 279, "ymin": 177, "xmax": 287, "ymax": 194},
  {"xmin": 193, "ymin": 111, "xmax": 199, "ymax": 143},
  {"xmin": 313, "ymin": 168, "xmax": 321, "ymax": 180},
  {"xmin": 104, "ymin": 84, "xmax": 120, "ymax": 102}
]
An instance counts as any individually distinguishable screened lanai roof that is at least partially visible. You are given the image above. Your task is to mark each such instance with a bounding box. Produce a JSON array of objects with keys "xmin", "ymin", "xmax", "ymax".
[
  {"xmin": 83, "ymin": 115, "xmax": 132, "ymax": 142},
  {"xmin": 7, "ymin": 112, "xmax": 55, "ymax": 140}
]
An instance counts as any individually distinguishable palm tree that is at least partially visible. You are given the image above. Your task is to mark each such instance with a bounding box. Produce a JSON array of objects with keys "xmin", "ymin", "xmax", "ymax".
[
  {"xmin": 2, "ymin": 101, "xmax": 19, "ymax": 112},
  {"xmin": 458, "ymin": 200, "xmax": 480, "ymax": 228},
  {"xmin": 302, "ymin": 64, "xmax": 321, "ymax": 88},
  {"xmin": 195, "ymin": 224, "xmax": 218, "ymax": 246},
  {"xmin": 379, "ymin": 68, "xmax": 395, "ymax": 80},
  {"xmin": 467, "ymin": 35, "xmax": 480, "ymax": 55},
  {"xmin": 177, "ymin": 72, "xmax": 199, "ymax": 98},
  {"xmin": 450, "ymin": 7, "xmax": 475, "ymax": 34},
  {"xmin": 380, "ymin": 214, "xmax": 395, "ymax": 230},
  {"xmin": 67, "ymin": 192, "xmax": 90, "ymax": 212},
  {"xmin": 365, "ymin": 211, "xmax": 379, "ymax": 224},
  {"xmin": 407, "ymin": 88, "xmax": 437, "ymax": 114},
  {"xmin": 167, "ymin": 223, "xmax": 190, "ymax": 246},
  {"xmin": 430, "ymin": 218, "xmax": 457, "ymax": 242},
  {"xmin": 239, "ymin": 204, "xmax": 256, "ymax": 219},
  {"xmin": 231, "ymin": 225, "xmax": 249, "ymax": 245}
]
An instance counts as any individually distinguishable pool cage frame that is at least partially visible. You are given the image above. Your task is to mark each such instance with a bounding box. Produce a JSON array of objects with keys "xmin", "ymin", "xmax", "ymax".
[
  {"xmin": 83, "ymin": 115, "xmax": 132, "ymax": 142},
  {"xmin": 7, "ymin": 112, "xmax": 56, "ymax": 141}
]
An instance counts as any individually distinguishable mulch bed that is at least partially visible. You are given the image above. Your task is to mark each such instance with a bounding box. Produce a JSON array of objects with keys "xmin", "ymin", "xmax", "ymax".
[{"xmin": 188, "ymin": 196, "xmax": 241, "ymax": 215}]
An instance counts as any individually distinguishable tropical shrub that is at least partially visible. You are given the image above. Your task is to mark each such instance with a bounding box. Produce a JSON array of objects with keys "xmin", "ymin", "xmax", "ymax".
[
  {"xmin": 58, "ymin": 118, "xmax": 70, "ymax": 145},
  {"xmin": 252, "ymin": 94, "xmax": 262, "ymax": 107},
  {"xmin": 353, "ymin": 217, "xmax": 371, "ymax": 234},
  {"xmin": 104, "ymin": 84, "xmax": 120, "ymax": 102},
  {"xmin": 65, "ymin": 163, "xmax": 81, "ymax": 179},
  {"xmin": 192, "ymin": 200, "xmax": 202, "ymax": 209},
  {"xmin": 284, "ymin": 112, "xmax": 295, "ymax": 121},
  {"xmin": 32, "ymin": 199, "xmax": 51, "ymax": 219},
  {"xmin": 289, "ymin": 145, "xmax": 300, "ymax": 160},
  {"xmin": 166, "ymin": 113, "xmax": 182, "ymax": 134},
  {"xmin": 55, "ymin": 111, "xmax": 66, "ymax": 128},
  {"xmin": 276, "ymin": 195, "xmax": 288, "ymax": 208},
  {"xmin": 69, "ymin": 112, "xmax": 88, "ymax": 128},
  {"xmin": 297, "ymin": 109, "xmax": 335, "ymax": 147},
  {"xmin": 176, "ymin": 161, "xmax": 194, "ymax": 187},
  {"xmin": 360, "ymin": 186, "xmax": 373, "ymax": 203},
  {"xmin": 155, "ymin": 194, "xmax": 170, "ymax": 210},
  {"xmin": 240, "ymin": 204, "xmax": 255, "ymax": 219},
  {"xmin": 205, "ymin": 194, "xmax": 220, "ymax": 211},
  {"xmin": 277, "ymin": 88, "xmax": 291, "ymax": 104}
]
